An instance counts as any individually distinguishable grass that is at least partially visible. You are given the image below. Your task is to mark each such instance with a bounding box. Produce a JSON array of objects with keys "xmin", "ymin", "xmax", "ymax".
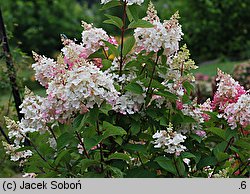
[{"xmin": 192, "ymin": 60, "xmax": 245, "ymax": 77}]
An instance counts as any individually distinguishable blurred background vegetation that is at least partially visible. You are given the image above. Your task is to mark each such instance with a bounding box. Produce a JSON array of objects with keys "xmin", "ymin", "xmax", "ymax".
[{"xmin": 0, "ymin": 0, "xmax": 249, "ymax": 177}]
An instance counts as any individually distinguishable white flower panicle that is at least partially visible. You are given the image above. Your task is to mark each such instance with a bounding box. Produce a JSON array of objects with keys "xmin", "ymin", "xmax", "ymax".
[
  {"xmin": 3, "ymin": 142, "xmax": 32, "ymax": 162},
  {"xmin": 134, "ymin": 2, "xmax": 183, "ymax": 56},
  {"xmin": 19, "ymin": 88, "xmax": 48, "ymax": 133},
  {"xmin": 81, "ymin": 21, "xmax": 109, "ymax": 53},
  {"xmin": 152, "ymin": 123, "xmax": 187, "ymax": 155},
  {"xmin": 113, "ymin": 91, "xmax": 145, "ymax": 114},
  {"xmin": 101, "ymin": 0, "xmax": 144, "ymax": 5}
]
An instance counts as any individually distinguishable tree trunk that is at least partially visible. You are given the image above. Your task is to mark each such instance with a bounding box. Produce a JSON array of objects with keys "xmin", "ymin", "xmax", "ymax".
[{"xmin": 0, "ymin": 8, "xmax": 23, "ymax": 121}]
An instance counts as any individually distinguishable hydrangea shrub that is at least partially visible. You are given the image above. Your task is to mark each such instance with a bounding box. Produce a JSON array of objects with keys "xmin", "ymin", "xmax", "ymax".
[{"xmin": 3, "ymin": 0, "xmax": 250, "ymax": 178}]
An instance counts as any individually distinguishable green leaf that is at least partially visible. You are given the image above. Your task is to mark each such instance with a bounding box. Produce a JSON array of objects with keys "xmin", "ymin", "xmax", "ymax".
[
  {"xmin": 80, "ymin": 159, "xmax": 99, "ymax": 172},
  {"xmin": 205, "ymin": 127, "xmax": 226, "ymax": 140},
  {"xmin": 73, "ymin": 114, "xmax": 84, "ymax": 129},
  {"xmin": 114, "ymin": 136, "xmax": 123, "ymax": 145},
  {"xmin": 190, "ymin": 134, "xmax": 202, "ymax": 143},
  {"xmin": 123, "ymin": 144, "xmax": 147, "ymax": 153},
  {"xmin": 154, "ymin": 156, "xmax": 177, "ymax": 175},
  {"xmin": 100, "ymin": 102, "xmax": 112, "ymax": 115},
  {"xmin": 106, "ymin": 166, "xmax": 124, "ymax": 178},
  {"xmin": 197, "ymin": 156, "xmax": 217, "ymax": 169},
  {"xmin": 234, "ymin": 139, "xmax": 250, "ymax": 150},
  {"xmin": 123, "ymin": 36, "xmax": 135, "ymax": 56},
  {"xmin": 130, "ymin": 121, "xmax": 140, "ymax": 135},
  {"xmin": 84, "ymin": 136, "xmax": 100, "ymax": 151},
  {"xmin": 88, "ymin": 48, "xmax": 105, "ymax": 59},
  {"xmin": 104, "ymin": 14, "xmax": 123, "ymax": 29},
  {"xmin": 154, "ymin": 91, "xmax": 178, "ymax": 101},
  {"xmin": 126, "ymin": 5, "xmax": 139, "ymax": 22},
  {"xmin": 160, "ymin": 117, "xmax": 168, "ymax": 126},
  {"xmin": 57, "ymin": 132, "xmax": 74, "ymax": 150},
  {"xmin": 182, "ymin": 115, "xmax": 196, "ymax": 123},
  {"xmin": 55, "ymin": 150, "xmax": 70, "ymax": 166},
  {"xmin": 101, "ymin": 1, "xmax": 121, "ymax": 10},
  {"xmin": 176, "ymin": 157, "xmax": 186, "ymax": 176},
  {"xmin": 150, "ymin": 80, "xmax": 165, "ymax": 90},
  {"xmin": 101, "ymin": 59, "xmax": 112, "ymax": 71},
  {"xmin": 213, "ymin": 141, "xmax": 229, "ymax": 162},
  {"xmin": 128, "ymin": 19, "xmax": 154, "ymax": 29},
  {"xmin": 102, "ymin": 121, "xmax": 127, "ymax": 140},
  {"xmin": 181, "ymin": 152, "xmax": 196, "ymax": 159},
  {"xmin": 183, "ymin": 81, "xmax": 194, "ymax": 95},
  {"xmin": 108, "ymin": 153, "xmax": 130, "ymax": 162},
  {"xmin": 125, "ymin": 82, "xmax": 143, "ymax": 94},
  {"xmin": 103, "ymin": 40, "xmax": 119, "ymax": 57}
]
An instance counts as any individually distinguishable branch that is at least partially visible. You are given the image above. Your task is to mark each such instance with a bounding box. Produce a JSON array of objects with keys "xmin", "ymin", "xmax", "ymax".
[
  {"xmin": 119, "ymin": 1, "xmax": 127, "ymax": 76},
  {"xmin": 0, "ymin": 8, "xmax": 23, "ymax": 121},
  {"xmin": 75, "ymin": 131, "xmax": 90, "ymax": 159},
  {"xmin": 0, "ymin": 125, "xmax": 11, "ymax": 144},
  {"xmin": 96, "ymin": 120, "xmax": 104, "ymax": 172}
]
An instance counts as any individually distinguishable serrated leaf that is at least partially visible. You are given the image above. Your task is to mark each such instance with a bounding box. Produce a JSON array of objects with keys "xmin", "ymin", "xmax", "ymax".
[
  {"xmin": 57, "ymin": 132, "xmax": 74, "ymax": 150},
  {"xmin": 126, "ymin": 5, "xmax": 139, "ymax": 22},
  {"xmin": 205, "ymin": 127, "xmax": 226, "ymax": 140},
  {"xmin": 183, "ymin": 81, "xmax": 194, "ymax": 95},
  {"xmin": 125, "ymin": 82, "xmax": 143, "ymax": 94},
  {"xmin": 213, "ymin": 141, "xmax": 229, "ymax": 162},
  {"xmin": 123, "ymin": 144, "xmax": 146, "ymax": 153},
  {"xmin": 101, "ymin": 1, "xmax": 121, "ymax": 10},
  {"xmin": 106, "ymin": 166, "xmax": 124, "ymax": 178},
  {"xmin": 130, "ymin": 121, "xmax": 140, "ymax": 135},
  {"xmin": 123, "ymin": 36, "xmax": 135, "ymax": 56},
  {"xmin": 100, "ymin": 102, "xmax": 112, "ymax": 115},
  {"xmin": 190, "ymin": 134, "xmax": 202, "ymax": 143},
  {"xmin": 108, "ymin": 153, "xmax": 130, "ymax": 162},
  {"xmin": 181, "ymin": 152, "xmax": 196, "ymax": 159},
  {"xmin": 154, "ymin": 156, "xmax": 177, "ymax": 175},
  {"xmin": 104, "ymin": 14, "xmax": 123, "ymax": 29},
  {"xmin": 101, "ymin": 59, "xmax": 112, "ymax": 71},
  {"xmin": 102, "ymin": 121, "xmax": 127, "ymax": 140},
  {"xmin": 73, "ymin": 114, "xmax": 84, "ymax": 129},
  {"xmin": 80, "ymin": 159, "xmax": 99, "ymax": 172},
  {"xmin": 234, "ymin": 139, "xmax": 250, "ymax": 150},
  {"xmin": 103, "ymin": 40, "xmax": 119, "ymax": 57},
  {"xmin": 128, "ymin": 19, "xmax": 154, "ymax": 29},
  {"xmin": 197, "ymin": 156, "xmax": 217, "ymax": 169},
  {"xmin": 176, "ymin": 157, "xmax": 186, "ymax": 176},
  {"xmin": 84, "ymin": 136, "xmax": 100, "ymax": 151},
  {"xmin": 154, "ymin": 91, "xmax": 178, "ymax": 101},
  {"xmin": 114, "ymin": 136, "xmax": 123, "ymax": 145},
  {"xmin": 55, "ymin": 150, "xmax": 69, "ymax": 166}
]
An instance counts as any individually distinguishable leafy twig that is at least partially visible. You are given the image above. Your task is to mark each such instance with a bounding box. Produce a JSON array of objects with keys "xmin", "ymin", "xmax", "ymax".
[
  {"xmin": 119, "ymin": 1, "xmax": 127, "ymax": 76},
  {"xmin": 75, "ymin": 131, "xmax": 90, "ymax": 159}
]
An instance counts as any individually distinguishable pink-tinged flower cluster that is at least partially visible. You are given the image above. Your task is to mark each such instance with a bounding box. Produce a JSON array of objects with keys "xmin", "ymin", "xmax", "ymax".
[
  {"xmin": 198, "ymin": 98, "xmax": 212, "ymax": 122},
  {"xmin": 224, "ymin": 94, "xmax": 250, "ymax": 129},
  {"xmin": 32, "ymin": 52, "xmax": 66, "ymax": 88},
  {"xmin": 212, "ymin": 70, "xmax": 249, "ymax": 129},
  {"xmin": 212, "ymin": 69, "xmax": 246, "ymax": 111},
  {"xmin": 61, "ymin": 22, "xmax": 117, "ymax": 70},
  {"xmin": 134, "ymin": 2, "xmax": 183, "ymax": 56}
]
